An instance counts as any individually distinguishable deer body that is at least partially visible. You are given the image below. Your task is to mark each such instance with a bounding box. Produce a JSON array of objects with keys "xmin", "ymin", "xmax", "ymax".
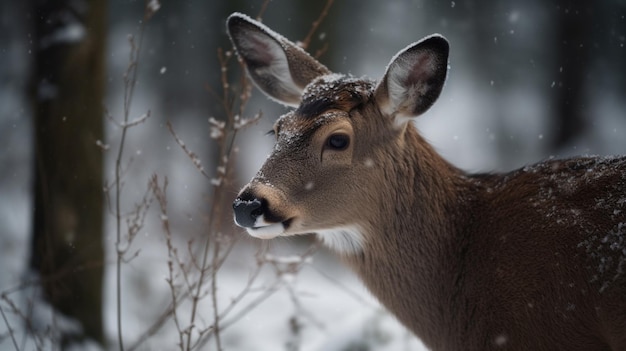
[{"xmin": 227, "ymin": 13, "xmax": 626, "ymax": 350}]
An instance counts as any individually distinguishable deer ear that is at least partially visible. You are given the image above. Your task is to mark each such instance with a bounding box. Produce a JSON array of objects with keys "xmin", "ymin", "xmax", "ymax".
[
  {"xmin": 374, "ymin": 35, "xmax": 449, "ymax": 125},
  {"xmin": 227, "ymin": 13, "xmax": 331, "ymax": 107}
]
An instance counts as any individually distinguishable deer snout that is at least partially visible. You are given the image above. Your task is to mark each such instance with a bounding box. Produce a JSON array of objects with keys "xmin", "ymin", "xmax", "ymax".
[
  {"xmin": 233, "ymin": 187, "xmax": 292, "ymax": 239},
  {"xmin": 232, "ymin": 195, "xmax": 264, "ymax": 228}
]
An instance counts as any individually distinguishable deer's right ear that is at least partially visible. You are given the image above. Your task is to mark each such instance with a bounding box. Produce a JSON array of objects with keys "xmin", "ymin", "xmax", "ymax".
[
  {"xmin": 374, "ymin": 35, "xmax": 449, "ymax": 126},
  {"xmin": 227, "ymin": 13, "xmax": 331, "ymax": 107}
]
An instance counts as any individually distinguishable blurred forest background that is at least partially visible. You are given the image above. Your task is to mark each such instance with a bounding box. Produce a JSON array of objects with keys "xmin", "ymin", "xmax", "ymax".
[{"xmin": 0, "ymin": 0, "xmax": 625, "ymax": 350}]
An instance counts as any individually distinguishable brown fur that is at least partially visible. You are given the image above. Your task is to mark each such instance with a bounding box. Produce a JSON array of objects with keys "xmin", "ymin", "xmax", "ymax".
[
  {"xmin": 227, "ymin": 13, "xmax": 626, "ymax": 350},
  {"xmin": 346, "ymin": 122, "xmax": 626, "ymax": 349}
]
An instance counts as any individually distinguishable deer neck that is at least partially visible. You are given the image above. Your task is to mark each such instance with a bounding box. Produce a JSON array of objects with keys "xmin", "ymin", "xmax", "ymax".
[{"xmin": 343, "ymin": 125, "xmax": 472, "ymax": 346}]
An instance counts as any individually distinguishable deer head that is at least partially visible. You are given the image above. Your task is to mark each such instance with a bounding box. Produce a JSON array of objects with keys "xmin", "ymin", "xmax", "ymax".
[{"xmin": 228, "ymin": 13, "xmax": 449, "ymax": 254}]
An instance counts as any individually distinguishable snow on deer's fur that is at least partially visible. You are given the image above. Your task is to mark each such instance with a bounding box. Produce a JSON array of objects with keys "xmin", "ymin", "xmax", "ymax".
[{"xmin": 227, "ymin": 12, "xmax": 626, "ymax": 350}]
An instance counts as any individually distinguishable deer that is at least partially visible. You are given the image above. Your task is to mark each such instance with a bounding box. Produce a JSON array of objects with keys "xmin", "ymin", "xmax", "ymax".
[{"xmin": 227, "ymin": 13, "xmax": 626, "ymax": 350}]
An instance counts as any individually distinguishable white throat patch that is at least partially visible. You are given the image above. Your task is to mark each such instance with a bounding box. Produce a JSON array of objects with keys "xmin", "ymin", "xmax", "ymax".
[{"xmin": 317, "ymin": 225, "xmax": 365, "ymax": 255}]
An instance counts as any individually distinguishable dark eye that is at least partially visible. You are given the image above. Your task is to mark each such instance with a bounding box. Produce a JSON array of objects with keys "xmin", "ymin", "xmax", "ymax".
[{"xmin": 325, "ymin": 134, "xmax": 350, "ymax": 151}]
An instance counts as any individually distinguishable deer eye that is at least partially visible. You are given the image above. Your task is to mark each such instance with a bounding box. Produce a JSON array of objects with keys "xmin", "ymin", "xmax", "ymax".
[{"xmin": 325, "ymin": 133, "xmax": 350, "ymax": 151}]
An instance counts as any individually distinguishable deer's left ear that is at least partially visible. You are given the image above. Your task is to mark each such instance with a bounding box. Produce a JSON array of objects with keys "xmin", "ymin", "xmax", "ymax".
[
  {"xmin": 374, "ymin": 35, "xmax": 449, "ymax": 125},
  {"xmin": 227, "ymin": 13, "xmax": 331, "ymax": 107}
]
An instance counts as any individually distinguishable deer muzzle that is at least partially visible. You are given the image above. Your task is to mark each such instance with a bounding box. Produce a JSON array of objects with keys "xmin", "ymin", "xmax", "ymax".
[{"xmin": 232, "ymin": 187, "xmax": 291, "ymax": 239}]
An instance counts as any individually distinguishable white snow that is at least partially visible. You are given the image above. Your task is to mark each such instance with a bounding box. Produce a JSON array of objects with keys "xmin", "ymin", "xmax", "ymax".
[
  {"xmin": 39, "ymin": 22, "xmax": 86, "ymax": 50},
  {"xmin": 147, "ymin": 0, "xmax": 161, "ymax": 14}
]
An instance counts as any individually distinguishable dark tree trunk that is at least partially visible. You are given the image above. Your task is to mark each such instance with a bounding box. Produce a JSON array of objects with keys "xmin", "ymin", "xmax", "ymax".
[
  {"xmin": 30, "ymin": 0, "xmax": 106, "ymax": 346},
  {"xmin": 550, "ymin": 0, "xmax": 592, "ymax": 149}
]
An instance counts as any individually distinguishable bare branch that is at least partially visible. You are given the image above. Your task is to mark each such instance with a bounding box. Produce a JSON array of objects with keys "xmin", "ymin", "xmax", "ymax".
[
  {"xmin": 0, "ymin": 302, "xmax": 19, "ymax": 351},
  {"xmin": 166, "ymin": 121, "xmax": 212, "ymax": 180},
  {"xmin": 300, "ymin": 0, "xmax": 336, "ymax": 51},
  {"xmin": 256, "ymin": 0, "xmax": 271, "ymax": 21}
]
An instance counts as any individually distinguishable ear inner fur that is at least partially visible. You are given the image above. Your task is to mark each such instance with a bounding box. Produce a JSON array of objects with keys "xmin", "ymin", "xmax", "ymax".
[{"xmin": 226, "ymin": 13, "xmax": 331, "ymax": 106}]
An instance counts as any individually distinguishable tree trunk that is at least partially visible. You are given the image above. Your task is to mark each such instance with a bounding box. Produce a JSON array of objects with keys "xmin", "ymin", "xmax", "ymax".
[
  {"xmin": 30, "ymin": 0, "xmax": 106, "ymax": 346},
  {"xmin": 550, "ymin": 0, "xmax": 592, "ymax": 149}
]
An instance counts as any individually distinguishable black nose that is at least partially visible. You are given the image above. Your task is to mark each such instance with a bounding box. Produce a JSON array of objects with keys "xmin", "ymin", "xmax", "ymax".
[{"xmin": 233, "ymin": 195, "xmax": 264, "ymax": 228}]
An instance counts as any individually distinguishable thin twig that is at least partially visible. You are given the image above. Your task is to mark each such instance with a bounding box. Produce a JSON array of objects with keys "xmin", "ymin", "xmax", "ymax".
[
  {"xmin": 152, "ymin": 2, "xmax": 336, "ymax": 350},
  {"xmin": 255, "ymin": 0, "xmax": 271, "ymax": 21},
  {"xmin": 0, "ymin": 302, "xmax": 19, "ymax": 351},
  {"xmin": 114, "ymin": 1, "xmax": 156, "ymax": 349},
  {"xmin": 126, "ymin": 291, "xmax": 190, "ymax": 351},
  {"xmin": 194, "ymin": 281, "xmax": 282, "ymax": 350},
  {"xmin": 152, "ymin": 176, "xmax": 187, "ymax": 351},
  {"xmin": 166, "ymin": 121, "xmax": 211, "ymax": 180},
  {"xmin": 209, "ymin": 237, "xmax": 223, "ymax": 351},
  {"xmin": 300, "ymin": 0, "xmax": 335, "ymax": 50}
]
